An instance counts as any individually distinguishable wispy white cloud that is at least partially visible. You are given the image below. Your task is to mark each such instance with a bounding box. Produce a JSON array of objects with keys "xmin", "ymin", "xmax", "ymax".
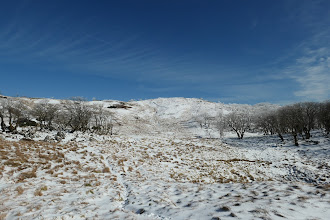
[
  {"xmin": 1, "ymin": 0, "xmax": 329, "ymax": 104},
  {"xmin": 270, "ymin": 0, "xmax": 330, "ymax": 102},
  {"xmin": 0, "ymin": 15, "xmax": 257, "ymax": 89},
  {"xmin": 283, "ymin": 30, "xmax": 330, "ymax": 101},
  {"xmin": 0, "ymin": 13, "xmax": 207, "ymax": 83}
]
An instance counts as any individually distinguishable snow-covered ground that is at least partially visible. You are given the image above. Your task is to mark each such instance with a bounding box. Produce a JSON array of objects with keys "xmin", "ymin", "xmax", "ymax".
[
  {"xmin": 0, "ymin": 97, "xmax": 329, "ymax": 219},
  {"xmin": 1, "ymin": 131, "xmax": 329, "ymax": 219}
]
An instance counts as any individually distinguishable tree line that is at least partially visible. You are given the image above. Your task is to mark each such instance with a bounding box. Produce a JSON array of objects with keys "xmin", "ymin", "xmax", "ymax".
[
  {"xmin": 0, "ymin": 97, "xmax": 116, "ymax": 135},
  {"xmin": 198, "ymin": 101, "xmax": 330, "ymax": 146},
  {"xmin": 1, "ymin": 97, "xmax": 329, "ymax": 146},
  {"xmin": 255, "ymin": 101, "xmax": 330, "ymax": 145}
]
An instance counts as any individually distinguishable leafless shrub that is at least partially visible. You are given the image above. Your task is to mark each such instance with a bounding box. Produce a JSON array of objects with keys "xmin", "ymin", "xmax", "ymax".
[
  {"xmin": 5, "ymin": 99, "xmax": 29, "ymax": 132},
  {"xmin": 63, "ymin": 100, "xmax": 92, "ymax": 133},
  {"xmin": 91, "ymin": 104, "xmax": 117, "ymax": 135},
  {"xmin": 319, "ymin": 101, "xmax": 330, "ymax": 134},
  {"xmin": 31, "ymin": 100, "xmax": 59, "ymax": 130}
]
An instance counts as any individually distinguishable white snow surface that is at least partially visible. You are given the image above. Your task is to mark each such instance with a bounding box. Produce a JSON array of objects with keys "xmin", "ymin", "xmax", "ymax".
[{"xmin": 0, "ymin": 97, "xmax": 329, "ymax": 219}]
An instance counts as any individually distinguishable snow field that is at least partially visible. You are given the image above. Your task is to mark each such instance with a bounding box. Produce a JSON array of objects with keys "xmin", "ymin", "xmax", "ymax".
[
  {"xmin": 0, "ymin": 133, "xmax": 329, "ymax": 219},
  {"xmin": 0, "ymin": 137, "xmax": 129, "ymax": 219},
  {"xmin": 0, "ymin": 97, "xmax": 329, "ymax": 219}
]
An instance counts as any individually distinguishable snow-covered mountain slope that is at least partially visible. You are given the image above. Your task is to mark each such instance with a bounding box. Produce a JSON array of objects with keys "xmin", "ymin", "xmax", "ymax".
[
  {"xmin": 3, "ymin": 96, "xmax": 278, "ymax": 137},
  {"xmin": 123, "ymin": 98, "xmax": 278, "ymax": 137},
  {"xmin": 86, "ymin": 97, "xmax": 278, "ymax": 137},
  {"xmin": 133, "ymin": 97, "xmax": 278, "ymax": 120},
  {"xmin": 0, "ymin": 96, "xmax": 329, "ymax": 220}
]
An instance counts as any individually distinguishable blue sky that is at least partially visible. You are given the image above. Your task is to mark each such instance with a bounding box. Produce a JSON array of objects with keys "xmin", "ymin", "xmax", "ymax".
[{"xmin": 0, "ymin": 0, "xmax": 329, "ymax": 104}]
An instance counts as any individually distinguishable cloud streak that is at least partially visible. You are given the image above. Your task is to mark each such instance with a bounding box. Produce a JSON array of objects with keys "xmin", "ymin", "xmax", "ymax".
[
  {"xmin": 267, "ymin": 0, "xmax": 330, "ymax": 102},
  {"xmin": 0, "ymin": 14, "xmax": 199, "ymax": 82},
  {"xmin": 0, "ymin": 13, "xmax": 259, "ymax": 88},
  {"xmin": 283, "ymin": 30, "xmax": 330, "ymax": 101},
  {"xmin": 1, "ymin": 0, "xmax": 329, "ymax": 104},
  {"xmin": 0, "ymin": 15, "xmax": 291, "ymax": 104}
]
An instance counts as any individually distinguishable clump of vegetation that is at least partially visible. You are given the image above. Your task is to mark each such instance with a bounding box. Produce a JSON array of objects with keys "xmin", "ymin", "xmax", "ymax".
[
  {"xmin": 34, "ymin": 189, "xmax": 43, "ymax": 196},
  {"xmin": 15, "ymin": 186, "xmax": 24, "ymax": 195},
  {"xmin": 102, "ymin": 167, "xmax": 110, "ymax": 173},
  {"xmin": 18, "ymin": 167, "xmax": 37, "ymax": 182},
  {"xmin": 0, "ymin": 97, "xmax": 118, "ymax": 135},
  {"xmin": 0, "ymin": 213, "xmax": 7, "ymax": 220}
]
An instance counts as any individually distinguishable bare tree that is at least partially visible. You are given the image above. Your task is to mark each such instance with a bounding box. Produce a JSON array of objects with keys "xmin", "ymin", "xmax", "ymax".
[
  {"xmin": 225, "ymin": 109, "xmax": 252, "ymax": 139},
  {"xmin": 255, "ymin": 112, "xmax": 274, "ymax": 135},
  {"xmin": 278, "ymin": 104, "xmax": 303, "ymax": 146},
  {"xmin": 193, "ymin": 113, "xmax": 215, "ymax": 137},
  {"xmin": 6, "ymin": 99, "xmax": 28, "ymax": 132},
  {"xmin": 194, "ymin": 113, "xmax": 213, "ymax": 129},
  {"xmin": 54, "ymin": 109, "xmax": 70, "ymax": 131},
  {"xmin": 64, "ymin": 100, "xmax": 92, "ymax": 133},
  {"xmin": 256, "ymin": 111, "xmax": 285, "ymax": 141},
  {"xmin": 106, "ymin": 112, "xmax": 116, "ymax": 136},
  {"xmin": 31, "ymin": 101, "xmax": 48, "ymax": 129},
  {"xmin": 214, "ymin": 111, "xmax": 226, "ymax": 138},
  {"xmin": 31, "ymin": 100, "xmax": 59, "ymax": 130},
  {"xmin": 91, "ymin": 104, "xmax": 116, "ymax": 135},
  {"xmin": 298, "ymin": 102, "xmax": 319, "ymax": 139},
  {"xmin": 318, "ymin": 101, "xmax": 330, "ymax": 134},
  {"xmin": 45, "ymin": 103, "xmax": 59, "ymax": 130},
  {"xmin": 0, "ymin": 99, "xmax": 6, "ymax": 132}
]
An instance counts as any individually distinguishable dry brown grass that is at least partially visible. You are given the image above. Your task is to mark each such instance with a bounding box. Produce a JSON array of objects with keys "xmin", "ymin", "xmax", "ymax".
[
  {"xmin": 34, "ymin": 189, "xmax": 43, "ymax": 196},
  {"xmin": 15, "ymin": 186, "xmax": 24, "ymax": 195},
  {"xmin": 117, "ymin": 158, "xmax": 127, "ymax": 166},
  {"xmin": 17, "ymin": 167, "xmax": 37, "ymax": 182},
  {"xmin": 102, "ymin": 167, "xmax": 110, "ymax": 173},
  {"xmin": 1, "ymin": 140, "xmax": 72, "ymax": 181},
  {"xmin": 4, "ymin": 159, "xmax": 21, "ymax": 167},
  {"xmin": 0, "ymin": 213, "xmax": 7, "ymax": 220},
  {"xmin": 40, "ymin": 185, "xmax": 48, "ymax": 191},
  {"xmin": 45, "ymin": 169, "xmax": 54, "ymax": 175}
]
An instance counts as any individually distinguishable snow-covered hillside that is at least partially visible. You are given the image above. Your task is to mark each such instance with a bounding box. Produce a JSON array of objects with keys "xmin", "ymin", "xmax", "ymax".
[
  {"xmin": 0, "ymin": 97, "xmax": 329, "ymax": 219},
  {"xmin": 69, "ymin": 97, "xmax": 276, "ymax": 137}
]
